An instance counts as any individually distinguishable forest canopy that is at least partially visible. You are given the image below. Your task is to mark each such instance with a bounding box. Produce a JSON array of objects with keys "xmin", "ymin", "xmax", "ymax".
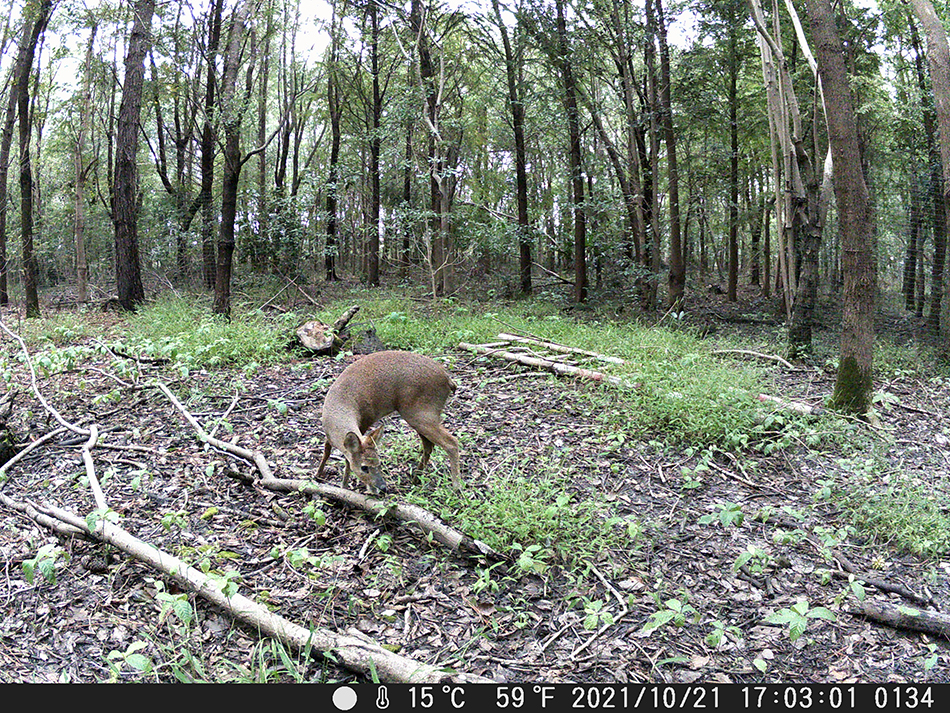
[{"xmin": 0, "ymin": 0, "xmax": 945, "ymax": 359}]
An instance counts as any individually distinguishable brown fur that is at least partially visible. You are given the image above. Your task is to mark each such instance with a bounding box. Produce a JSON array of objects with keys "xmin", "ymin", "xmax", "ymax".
[{"xmin": 316, "ymin": 351, "xmax": 461, "ymax": 493}]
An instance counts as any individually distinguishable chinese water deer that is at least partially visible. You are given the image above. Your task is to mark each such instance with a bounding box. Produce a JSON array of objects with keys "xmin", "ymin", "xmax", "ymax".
[{"xmin": 316, "ymin": 350, "xmax": 461, "ymax": 494}]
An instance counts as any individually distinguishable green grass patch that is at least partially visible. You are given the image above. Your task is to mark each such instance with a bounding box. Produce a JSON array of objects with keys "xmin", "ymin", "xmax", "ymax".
[
  {"xmin": 316, "ymin": 293, "xmax": 779, "ymax": 449},
  {"xmin": 122, "ymin": 294, "xmax": 299, "ymax": 370},
  {"xmin": 834, "ymin": 473, "xmax": 950, "ymax": 557},
  {"xmin": 401, "ymin": 459, "xmax": 638, "ymax": 570}
]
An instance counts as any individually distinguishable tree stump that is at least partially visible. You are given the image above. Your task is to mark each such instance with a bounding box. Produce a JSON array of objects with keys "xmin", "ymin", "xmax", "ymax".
[{"xmin": 296, "ymin": 305, "xmax": 361, "ymax": 355}]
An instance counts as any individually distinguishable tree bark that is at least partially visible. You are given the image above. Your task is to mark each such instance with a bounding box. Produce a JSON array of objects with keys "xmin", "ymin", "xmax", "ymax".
[
  {"xmin": 74, "ymin": 21, "xmax": 97, "ymax": 304},
  {"xmin": 199, "ymin": 0, "xmax": 224, "ymax": 290},
  {"xmin": 907, "ymin": 0, "xmax": 950, "ymax": 337},
  {"xmin": 367, "ymin": 0, "xmax": 382, "ymax": 287},
  {"xmin": 492, "ymin": 0, "xmax": 532, "ymax": 295},
  {"xmin": 14, "ymin": 0, "xmax": 53, "ymax": 318},
  {"xmin": 806, "ymin": 0, "xmax": 875, "ymax": 414},
  {"xmin": 555, "ymin": 0, "xmax": 586, "ymax": 303},
  {"xmin": 213, "ymin": 0, "xmax": 255, "ymax": 320},
  {"xmin": 727, "ymin": 4, "xmax": 740, "ymax": 303},
  {"xmin": 112, "ymin": 0, "xmax": 154, "ymax": 312},
  {"xmin": 656, "ymin": 0, "xmax": 684, "ymax": 309},
  {"xmin": 324, "ymin": 0, "xmax": 342, "ymax": 282}
]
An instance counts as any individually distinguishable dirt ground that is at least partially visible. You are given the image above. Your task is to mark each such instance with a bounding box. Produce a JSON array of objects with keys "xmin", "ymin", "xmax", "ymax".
[{"xmin": 1, "ymin": 290, "xmax": 949, "ymax": 684}]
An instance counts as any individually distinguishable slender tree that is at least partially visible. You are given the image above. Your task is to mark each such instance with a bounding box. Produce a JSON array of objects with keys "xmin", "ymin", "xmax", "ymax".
[
  {"xmin": 324, "ymin": 0, "xmax": 342, "ymax": 282},
  {"xmin": 213, "ymin": 0, "xmax": 256, "ymax": 319},
  {"xmin": 113, "ymin": 0, "xmax": 155, "ymax": 311},
  {"xmin": 15, "ymin": 0, "xmax": 53, "ymax": 317},
  {"xmin": 655, "ymin": 0, "xmax": 684, "ymax": 308},
  {"xmin": 491, "ymin": 0, "xmax": 532, "ymax": 294},
  {"xmin": 74, "ymin": 21, "xmax": 97, "ymax": 303},
  {"xmin": 554, "ymin": 0, "xmax": 586, "ymax": 302},
  {"xmin": 907, "ymin": 0, "xmax": 950, "ymax": 337},
  {"xmin": 366, "ymin": 0, "xmax": 382, "ymax": 286}
]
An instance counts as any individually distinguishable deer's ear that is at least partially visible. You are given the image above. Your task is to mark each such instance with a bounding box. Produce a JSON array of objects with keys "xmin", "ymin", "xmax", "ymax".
[
  {"xmin": 365, "ymin": 425, "xmax": 384, "ymax": 444},
  {"xmin": 343, "ymin": 431, "xmax": 362, "ymax": 452}
]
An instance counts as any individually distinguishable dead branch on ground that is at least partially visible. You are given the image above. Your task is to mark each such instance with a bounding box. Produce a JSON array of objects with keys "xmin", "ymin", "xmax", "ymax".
[
  {"xmin": 851, "ymin": 601, "xmax": 950, "ymax": 639},
  {"xmin": 713, "ymin": 349, "xmax": 795, "ymax": 369},
  {"xmin": 459, "ymin": 341, "xmax": 638, "ymax": 389},
  {"xmin": 264, "ymin": 476, "xmax": 501, "ymax": 560},
  {"xmin": 497, "ymin": 333, "xmax": 626, "ymax": 365}
]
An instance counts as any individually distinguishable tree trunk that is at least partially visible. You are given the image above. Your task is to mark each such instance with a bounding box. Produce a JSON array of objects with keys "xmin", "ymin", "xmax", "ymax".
[
  {"xmin": 656, "ymin": 0, "xmax": 684, "ymax": 309},
  {"xmin": 367, "ymin": 0, "xmax": 381, "ymax": 287},
  {"xmin": 199, "ymin": 0, "xmax": 224, "ymax": 290},
  {"xmin": 324, "ymin": 0, "xmax": 342, "ymax": 282},
  {"xmin": 805, "ymin": 0, "xmax": 875, "ymax": 414},
  {"xmin": 5, "ymin": 0, "xmax": 52, "ymax": 313},
  {"xmin": 74, "ymin": 21, "xmax": 97, "ymax": 304},
  {"xmin": 0, "ymin": 59, "xmax": 15, "ymax": 305},
  {"xmin": 113, "ymin": 0, "xmax": 155, "ymax": 312},
  {"xmin": 555, "ymin": 0, "xmax": 586, "ymax": 303},
  {"xmin": 907, "ymin": 0, "xmax": 950, "ymax": 337},
  {"xmin": 410, "ymin": 0, "xmax": 447, "ymax": 297},
  {"xmin": 727, "ymin": 8, "xmax": 740, "ymax": 302},
  {"xmin": 401, "ymin": 63, "xmax": 414, "ymax": 275},
  {"xmin": 492, "ymin": 0, "xmax": 532, "ymax": 295},
  {"xmin": 642, "ymin": 0, "xmax": 661, "ymax": 311},
  {"xmin": 213, "ymin": 0, "xmax": 255, "ymax": 320},
  {"xmin": 254, "ymin": 3, "xmax": 271, "ymax": 272}
]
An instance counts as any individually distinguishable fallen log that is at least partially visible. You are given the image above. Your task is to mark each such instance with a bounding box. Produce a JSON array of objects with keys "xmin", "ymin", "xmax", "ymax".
[
  {"xmin": 296, "ymin": 304, "xmax": 361, "ymax": 354},
  {"xmin": 852, "ymin": 601, "xmax": 950, "ymax": 639}
]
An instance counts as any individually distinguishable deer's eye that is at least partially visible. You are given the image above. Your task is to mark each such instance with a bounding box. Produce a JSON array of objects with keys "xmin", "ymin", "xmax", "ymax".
[{"xmin": 361, "ymin": 465, "xmax": 369, "ymax": 472}]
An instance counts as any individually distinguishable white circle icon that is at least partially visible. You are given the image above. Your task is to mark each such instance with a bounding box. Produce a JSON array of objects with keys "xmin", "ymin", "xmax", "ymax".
[{"xmin": 332, "ymin": 686, "xmax": 358, "ymax": 711}]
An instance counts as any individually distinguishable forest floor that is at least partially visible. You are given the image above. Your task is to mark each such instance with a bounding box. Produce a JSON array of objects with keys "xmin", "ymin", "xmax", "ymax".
[{"xmin": 1, "ymin": 283, "xmax": 949, "ymax": 684}]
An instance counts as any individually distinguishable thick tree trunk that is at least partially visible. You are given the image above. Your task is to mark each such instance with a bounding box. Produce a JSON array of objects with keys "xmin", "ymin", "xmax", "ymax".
[
  {"xmin": 113, "ymin": 0, "xmax": 155, "ymax": 312},
  {"xmin": 213, "ymin": 0, "xmax": 255, "ymax": 320},
  {"xmin": 806, "ymin": 0, "xmax": 875, "ymax": 414}
]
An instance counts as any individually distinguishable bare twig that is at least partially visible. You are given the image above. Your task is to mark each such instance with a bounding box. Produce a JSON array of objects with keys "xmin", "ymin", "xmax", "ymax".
[
  {"xmin": 713, "ymin": 349, "xmax": 795, "ymax": 369},
  {"xmin": 571, "ymin": 564, "xmax": 630, "ymax": 659}
]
